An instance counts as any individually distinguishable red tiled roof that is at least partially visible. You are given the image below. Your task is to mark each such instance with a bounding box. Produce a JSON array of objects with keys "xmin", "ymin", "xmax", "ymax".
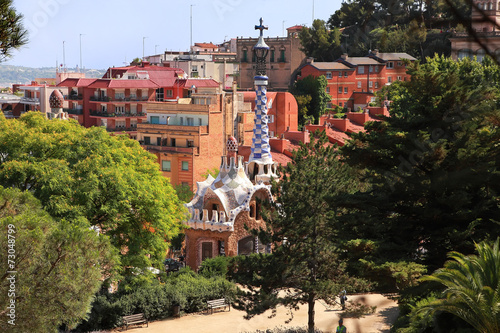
[
  {"xmin": 194, "ymin": 42, "xmax": 218, "ymax": 49},
  {"xmin": 57, "ymin": 78, "xmax": 97, "ymax": 87},
  {"xmin": 87, "ymin": 79, "xmax": 160, "ymax": 89},
  {"xmin": 175, "ymin": 78, "xmax": 220, "ymax": 88},
  {"xmin": 287, "ymin": 25, "xmax": 304, "ymax": 31}
]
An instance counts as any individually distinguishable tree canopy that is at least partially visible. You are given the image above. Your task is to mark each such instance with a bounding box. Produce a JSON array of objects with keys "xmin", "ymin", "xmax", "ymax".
[
  {"xmin": 0, "ymin": 113, "xmax": 185, "ymax": 272},
  {"xmin": 0, "ymin": 187, "xmax": 117, "ymax": 332},
  {"xmin": 229, "ymin": 132, "xmax": 369, "ymax": 333},
  {"xmin": 0, "ymin": 0, "xmax": 27, "ymax": 62},
  {"xmin": 338, "ymin": 55, "xmax": 500, "ymax": 271},
  {"xmin": 290, "ymin": 75, "xmax": 331, "ymax": 127}
]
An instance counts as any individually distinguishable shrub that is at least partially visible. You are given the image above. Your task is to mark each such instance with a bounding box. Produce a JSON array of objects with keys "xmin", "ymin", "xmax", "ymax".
[
  {"xmin": 74, "ymin": 268, "xmax": 237, "ymax": 331},
  {"xmin": 198, "ymin": 255, "xmax": 231, "ymax": 278}
]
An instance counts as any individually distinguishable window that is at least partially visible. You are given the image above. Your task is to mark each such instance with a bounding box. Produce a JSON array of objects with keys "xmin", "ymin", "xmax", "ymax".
[
  {"xmin": 242, "ymin": 49, "xmax": 248, "ymax": 62},
  {"xmin": 279, "ymin": 49, "xmax": 285, "ymax": 62},
  {"xmin": 171, "ymin": 138, "xmax": 176, "ymax": 147},
  {"xmin": 387, "ymin": 62, "xmax": 394, "ymax": 69},
  {"xmin": 338, "ymin": 71, "xmax": 342, "ymax": 77},
  {"xmin": 369, "ymin": 81, "xmax": 373, "ymax": 88},
  {"xmin": 144, "ymin": 136, "xmax": 150, "ymax": 145},
  {"xmin": 192, "ymin": 65, "xmax": 198, "ymax": 72},
  {"xmin": 157, "ymin": 137, "xmax": 161, "ymax": 146},
  {"xmin": 187, "ymin": 117, "xmax": 194, "ymax": 126},
  {"xmin": 201, "ymin": 242, "xmax": 213, "ymax": 261},
  {"xmin": 269, "ymin": 131, "xmax": 274, "ymax": 137},
  {"xmin": 268, "ymin": 114, "xmax": 274, "ymax": 123},
  {"xmin": 388, "ymin": 76, "xmax": 392, "ymax": 83},
  {"xmin": 115, "ymin": 106, "xmax": 125, "ymax": 114},
  {"xmin": 357, "ymin": 81, "xmax": 362, "ymax": 89},
  {"xmin": 182, "ymin": 161, "xmax": 189, "ymax": 171},
  {"xmin": 166, "ymin": 89, "xmax": 173, "ymax": 97},
  {"xmin": 180, "ymin": 117, "xmax": 183, "ymax": 125},
  {"xmin": 270, "ymin": 49, "xmax": 275, "ymax": 62},
  {"xmin": 375, "ymin": 66, "xmax": 380, "ymax": 73},
  {"xmin": 326, "ymin": 72, "xmax": 332, "ymax": 79},
  {"xmin": 344, "ymin": 102, "xmax": 348, "ymax": 108},
  {"xmin": 344, "ymin": 87, "xmax": 348, "ymax": 94},
  {"xmin": 369, "ymin": 65, "xmax": 373, "ymax": 73},
  {"xmin": 198, "ymin": 118, "xmax": 202, "ymax": 125},
  {"xmin": 338, "ymin": 87, "xmax": 342, "ymax": 93},
  {"xmin": 397, "ymin": 76, "xmax": 402, "ymax": 81},
  {"xmin": 150, "ymin": 116, "xmax": 160, "ymax": 124},
  {"xmin": 358, "ymin": 66, "xmax": 365, "ymax": 74},
  {"xmin": 375, "ymin": 82, "xmax": 379, "ymax": 89},
  {"xmin": 187, "ymin": 140, "xmax": 194, "ymax": 147},
  {"xmin": 326, "ymin": 87, "xmax": 330, "ymax": 93},
  {"xmin": 156, "ymin": 88, "xmax": 164, "ymax": 101},
  {"xmin": 397, "ymin": 62, "xmax": 402, "ymax": 67},
  {"xmin": 344, "ymin": 71, "xmax": 348, "ymax": 77}
]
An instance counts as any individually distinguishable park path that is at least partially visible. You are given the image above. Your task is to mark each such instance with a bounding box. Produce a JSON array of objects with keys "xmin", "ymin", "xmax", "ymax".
[{"xmin": 113, "ymin": 294, "xmax": 399, "ymax": 333}]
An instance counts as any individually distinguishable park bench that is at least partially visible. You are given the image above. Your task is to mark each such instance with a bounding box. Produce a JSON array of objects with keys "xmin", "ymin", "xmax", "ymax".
[
  {"xmin": 206, "ymin": 298, "xmax": 231, "ymax": 314},
  {"xmin": 122, "ymin": 313, "xmax": 148, "ymax": 330}
]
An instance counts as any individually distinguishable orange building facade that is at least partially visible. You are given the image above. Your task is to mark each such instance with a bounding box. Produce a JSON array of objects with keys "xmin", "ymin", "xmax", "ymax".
[{"xmin": 299, "ymin": 51, "xmax": 415, "ymax": 111}]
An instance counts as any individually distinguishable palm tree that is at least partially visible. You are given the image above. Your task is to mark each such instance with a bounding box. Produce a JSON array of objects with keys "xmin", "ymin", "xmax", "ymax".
[{"xmin": 416, "ymin": 238, "xmax": 500, "ymax": 333}]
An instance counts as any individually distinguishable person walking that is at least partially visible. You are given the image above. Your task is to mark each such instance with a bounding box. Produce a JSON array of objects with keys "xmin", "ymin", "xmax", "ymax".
[
  {"xmin": 336, "ymin": 318, "xmax": 347, "ymax": 333},
  {"xmin": 339, "ymin": 290, "xmax": 347, "ymax": 310}
]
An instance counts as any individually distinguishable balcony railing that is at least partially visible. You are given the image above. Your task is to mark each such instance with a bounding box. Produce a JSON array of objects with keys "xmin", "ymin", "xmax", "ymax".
[
  {"xmin": 20, "ymin": 97, "xmax": 40, "ymax": 104},
  {"xmin": 63, "ymin": 108, "xmax": 83, "ymax": 115},
  {"xmin": 90, "ymin": 110, "xmax": 146, "ymax": 117},
  {"xmin": 106, "ymin": 127, "xmax": 137, "ymax": 132},
  {"xmin": 142, "ymin": 144, "xmax": 199, "ymax": 155},
  {"xmin": 90, "ymin": 96, "xmax": 150, "ymax": 102},
  {"xmin": 64, "ymin": 95, "xmax": 83, "ymax": 100}
]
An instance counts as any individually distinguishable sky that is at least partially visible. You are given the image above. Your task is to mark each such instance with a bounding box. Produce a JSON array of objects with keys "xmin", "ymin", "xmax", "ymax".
[{"xmin": 4, "ymin": 0, "xmax": 343, "ymax": 70}]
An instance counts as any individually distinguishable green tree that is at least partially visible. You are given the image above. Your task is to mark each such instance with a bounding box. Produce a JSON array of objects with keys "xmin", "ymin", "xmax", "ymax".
[
  {"xmin": 299, "ymin": 19, "xmax": 342, "ymax": 61},
  {"xmin": 229, "ymin": 132, "xmax": 369, "ymax": 333},
  {"xmin": 415, "ymin": 239, "xmax": 500, "ymax": 333},
  {"xmin": 0, "ymin": 187, "xmax": 117, "ymax": 332},
  {"xmin": 339, "ymin": 55, "xmax": 500, "ymax": 271},
  {"xmin": 290, "ymin": 75, "xmax": 331, "ymax": 126},
  {"xmin": 0, "ymin": 113, "xmax": 185, "ymax": 272},
  {"xmin": 0, "ymin": 0, "xmax": 27, "ymax": 62}
]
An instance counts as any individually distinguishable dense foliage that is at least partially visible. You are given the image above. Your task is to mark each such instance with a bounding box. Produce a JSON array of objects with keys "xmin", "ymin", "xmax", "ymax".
[
  {"xmin": 75, "ymin": 268, "xmax": 236, "ymax": 331},
  {"xmin": 0, "ymin": 187, "xmax": 116, "ymax": 332},
  {"xmin": 290, "ymin": 75, "xmax": 331, "ymax": 127},
  {"xmin": 299, "ymin": 0, "xmax": 471, "ymax": 60},
  {"xmin": 0, "ymin": 113, "xmax": 185, "ymax": 273},
  {"xmin": 0, "ymin": 0, "xmax": 27, "ymax": 62},
  {"xmin": 229, "ymin": 132, "xmax": 369, "ymax": 333}
]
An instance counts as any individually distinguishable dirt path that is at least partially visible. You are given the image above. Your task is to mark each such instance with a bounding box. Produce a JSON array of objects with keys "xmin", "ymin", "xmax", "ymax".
[{"xmin": 115, "ymin": 294, "xmax": 399, "ymax": 333}]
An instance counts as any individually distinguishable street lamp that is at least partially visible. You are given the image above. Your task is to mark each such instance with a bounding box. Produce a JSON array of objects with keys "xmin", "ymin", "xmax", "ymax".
[{"xmin": 253, "ymin": 18, "xmax": 269, "ymax": 78}]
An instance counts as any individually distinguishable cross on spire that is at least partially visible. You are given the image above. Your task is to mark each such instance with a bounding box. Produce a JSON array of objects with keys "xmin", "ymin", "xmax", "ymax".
[{"xmin": 255, "ymin": 17, "xmax": 268, "ymax": 37}]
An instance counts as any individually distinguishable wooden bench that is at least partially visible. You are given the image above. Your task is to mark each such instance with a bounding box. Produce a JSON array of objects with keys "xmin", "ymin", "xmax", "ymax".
[
  {"xmin": 206, "ymin": 298, "xmax": 230, "ymax": 314},
  {"xmin": 122, "ymin": 313, "xmax": 148, "ymax": 330}
]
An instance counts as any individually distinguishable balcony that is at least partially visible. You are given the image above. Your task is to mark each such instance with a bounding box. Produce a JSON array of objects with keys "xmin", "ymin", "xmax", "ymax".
[
  {"xmin": 20, "ymin": 97, "xmax": 40, "ymax": 105},
  {"xmin": 106, "ymin": 127, "xmax": 137, "ymax": 132},
  {"xmin": 90, "ymin": 96, "xmax": 150, "ymax": 103},
  {"xmin": 142, "ymin": 144, "xmax": 199, "ymax": 155},
  {"xmin": 64, "ymin": 95, "xmax": 83, "ymax": 100},
  {"xmin": 137, "ymin": 122, "xmax": 209, "ymax": 134},
  {"xmin": 63, "ymin": 108, "xmax": 83, "ymax": 115},
  {"xmin": 90, "ymin": 110, "xmax": 146, "ymax": 117}
]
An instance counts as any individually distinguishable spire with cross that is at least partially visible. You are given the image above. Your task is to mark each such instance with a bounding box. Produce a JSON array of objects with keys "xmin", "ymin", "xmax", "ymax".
[{"xmin": 255, "ymin": 17, "xmax": 268, "ymax": 37}]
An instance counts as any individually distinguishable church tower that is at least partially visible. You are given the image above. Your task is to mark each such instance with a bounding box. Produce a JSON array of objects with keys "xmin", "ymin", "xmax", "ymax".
[{"xmin": 247, "ymin": 18, "xmax": 278, "ymax": 184}]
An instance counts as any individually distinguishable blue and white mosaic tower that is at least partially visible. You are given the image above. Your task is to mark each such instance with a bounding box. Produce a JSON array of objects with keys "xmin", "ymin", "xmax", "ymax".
[{"xmin": 247, "ymin": 18, "xmax": 277, "ymax": 184}]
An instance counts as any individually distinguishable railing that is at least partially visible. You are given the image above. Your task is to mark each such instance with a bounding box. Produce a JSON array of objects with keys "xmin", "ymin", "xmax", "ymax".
[
  {"xmin": 63, "ymin": 108, "xmax": 83, "ymax": 115},
  {"xmin": 142, "ymin": 145, "xmax": 199, "ymax": 155},
  {"xmin": 90, "ymin": 111, "xmax": 146, "ymax": 117},
  {"xmin": 106, "ymin": 127, "xmax": 137, "ymax": 132},
  {"xmin": 64, "ymin": 95, "xmax": 83, "ymax": 100},
  {"xmin": 20, "ymin": 97, "xmax": 40, "ymax": 104},
  {"xmin": 90, "ymin": 96, "xmax": 150, "ymax": 102}
]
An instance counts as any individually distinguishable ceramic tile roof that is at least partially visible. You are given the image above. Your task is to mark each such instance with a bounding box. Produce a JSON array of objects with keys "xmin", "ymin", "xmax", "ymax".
[
  {"xmin": 194, "ymin": 43, "xmax": 219, "ymax": 49},
  {"xmin": 373, "ymin": 53, "xmax": 416, "ymax": 61},
  {"xmin": 87, "ymin": 79, "xmax": 160, "ymax": 89},
  {"xmin": 307, "ymin": 62, "xmax": 353, "ymax": 71},
  {"xmin": 342, "ymin": 57, "xmax": 382, "ymax": 65},
  {"xmin": 57, "ymin": 78, "xmax": 97, "ymax": 87},
  {"xmin": 175, "ymin": 78, "xmax": 220, "ymax": 88}
]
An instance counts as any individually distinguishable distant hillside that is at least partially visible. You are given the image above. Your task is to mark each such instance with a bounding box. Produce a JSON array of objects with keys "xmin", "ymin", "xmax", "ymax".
[{"xmin": 0, "ymin": 65, "xmax": 106, "ymax": 87}]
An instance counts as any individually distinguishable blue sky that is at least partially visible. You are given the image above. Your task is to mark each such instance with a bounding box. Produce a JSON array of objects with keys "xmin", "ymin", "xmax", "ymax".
[{"xmin": 4, "ymin": 0, "xmax": 343, "ymax": 70}]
